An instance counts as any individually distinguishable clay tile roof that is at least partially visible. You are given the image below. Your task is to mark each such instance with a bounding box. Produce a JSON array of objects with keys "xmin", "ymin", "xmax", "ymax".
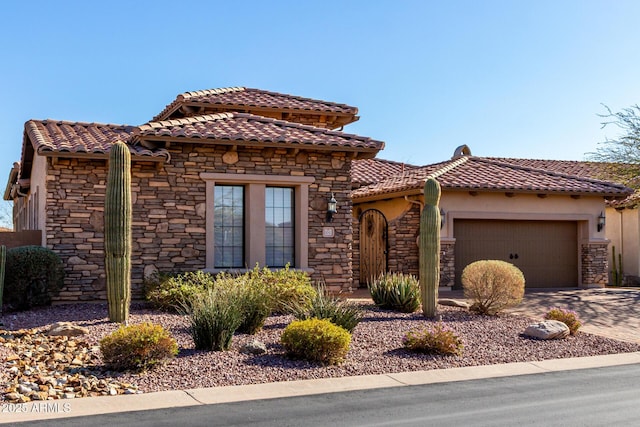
[
  {"xmin": 153, "ymin": 87, "xmax": 359, "ymax": 122},
  {"xmin": 351, "ymin": 156, "xmax": 633, "ymax": 200},
  {"xmin": 351, "ymin": 158, "xmax": 420, "ymax": 187},
  {"xmin": 134, "ymin": 112, "xmax": 384, "ymax": 152},
  {"xmin": 24, "ymin": 120, "xmax": 169, "ymax": 160}
]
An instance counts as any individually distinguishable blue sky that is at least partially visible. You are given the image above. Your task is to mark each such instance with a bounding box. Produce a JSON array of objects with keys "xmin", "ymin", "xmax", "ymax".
[{"xmin": 1, "ymin": 0, "xmax": 640, "ymax": 226}]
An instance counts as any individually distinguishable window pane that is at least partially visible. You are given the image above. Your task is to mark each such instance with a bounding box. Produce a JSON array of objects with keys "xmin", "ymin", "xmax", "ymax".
[
  {"xmin": 265, "ymin": 187, "xmax": 294, "ymax": 268},
  {"xmin": 214, "ymin": 185, "xmax": 244, "ymax": 268}
]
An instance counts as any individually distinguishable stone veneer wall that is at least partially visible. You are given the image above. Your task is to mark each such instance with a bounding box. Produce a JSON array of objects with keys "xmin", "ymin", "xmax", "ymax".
[
  {"xmin": 440, "ymin": 241, "xmax": 455, "ymax": 288},
  {"xmin": 45, "ymin": 145, "xmax": 353, "ymax": 301},
  {"xmin": 386, "ymin": 204, "xmax": 420, "ymax": 277},
  {"xmin": 581, "ymin": 242, "xmax": 609, "ymax": 287}
]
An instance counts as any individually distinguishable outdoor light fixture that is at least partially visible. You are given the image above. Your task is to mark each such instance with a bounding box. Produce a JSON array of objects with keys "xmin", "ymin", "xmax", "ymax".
[
  {"xmin": 597, "ymin": 212, "xmax": 606, "ymax": 232},
  {"xmin": 327, "ymin": 193, "xmax": 338, "ymax": 222},
  {"xmin": 440, "ymin": 208, "xmax": 446, "ymax": 229}
]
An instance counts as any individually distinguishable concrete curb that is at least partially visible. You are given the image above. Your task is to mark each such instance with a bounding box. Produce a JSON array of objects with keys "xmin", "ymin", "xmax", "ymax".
[{"xmin": 3, "ymin": 352, "xmax": 640, "ymax": 424}]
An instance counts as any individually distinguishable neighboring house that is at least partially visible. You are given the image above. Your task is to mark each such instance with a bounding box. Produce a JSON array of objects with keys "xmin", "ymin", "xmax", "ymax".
[
  {"xmin": 4, "ymin": 87, "xmax": 384, "ymax": 301},
  {"xmin": 351, "ymin": 146, "xmax": 633, "ymax": 289}
]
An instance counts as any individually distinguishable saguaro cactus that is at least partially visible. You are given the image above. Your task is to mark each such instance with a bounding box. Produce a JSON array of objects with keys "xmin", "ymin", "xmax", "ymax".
[
  {"xmin": 104, "ymin": 141, "xmax": 132, "ymax": 324},
  {"xmin": 419, "ymin": 177, "xmax": 441, "ymax": 318}
]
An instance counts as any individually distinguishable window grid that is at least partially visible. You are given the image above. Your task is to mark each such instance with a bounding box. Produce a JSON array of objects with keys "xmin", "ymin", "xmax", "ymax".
[
  {"xmin": 214, "ymin": 185, "xmax": 244, "ymax": 268},
  {"xmin": 265, "ymin": 187, "xmax": 294, "ymax": 267}
]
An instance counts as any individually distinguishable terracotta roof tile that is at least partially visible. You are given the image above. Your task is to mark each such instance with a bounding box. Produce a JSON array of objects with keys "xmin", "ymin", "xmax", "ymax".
[
  {"xmin": 153, "ymin": 87, "xmax": 359, "ymax": 122},
  {"xmin": 351, "ymin": 156, "xmax": 633, "ymax": 200},
  {"xmin": 134, "ymin": 112, "xmax": 384, "ymax": 152},
  {"xmin": 351, "ymin": 158, "xmax": 420, "ymax": 187},
  {"xmin": 24, "ymin": 120, "xmax": 168, "ymax": 160}
]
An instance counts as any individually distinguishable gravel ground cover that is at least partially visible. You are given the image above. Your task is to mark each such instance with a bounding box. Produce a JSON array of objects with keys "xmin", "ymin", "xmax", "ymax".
[{"xmin": 2, "ymin": 302, "xmax": 639, "ymax": 398}]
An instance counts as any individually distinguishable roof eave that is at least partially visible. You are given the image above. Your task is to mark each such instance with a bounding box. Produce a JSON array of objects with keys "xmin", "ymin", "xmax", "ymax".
[
  {"xmin": 3, "ymin": 162, "xmax": 20, "ymax": 201},
  {"xmin": 133, "ymin": 135, "xmax": 383, "ymax": 155}
]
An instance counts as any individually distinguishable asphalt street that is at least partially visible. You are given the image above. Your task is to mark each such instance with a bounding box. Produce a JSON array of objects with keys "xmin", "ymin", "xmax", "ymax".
[{"xmin": 15, "ymin": 363, "xmax": 640, "ymax": 427}]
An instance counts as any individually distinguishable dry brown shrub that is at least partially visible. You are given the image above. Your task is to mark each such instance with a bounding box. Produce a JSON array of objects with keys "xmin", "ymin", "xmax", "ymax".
[{"xmin": 461, "ymin": 260, "xmax": 525, "ymax": 315}]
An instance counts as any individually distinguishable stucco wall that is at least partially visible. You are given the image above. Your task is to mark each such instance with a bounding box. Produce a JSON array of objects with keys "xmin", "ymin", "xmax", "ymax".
[
  {"xmin": 353, "ymin": 190, "xmax": 609, "ymax": 288},
  {"xmin": 44, "ymin": 145, "xmax": 354, "ymax": 301},
  {"xmin": 606, "ymin": 206, "xmax": 640, "ymax": 281}
]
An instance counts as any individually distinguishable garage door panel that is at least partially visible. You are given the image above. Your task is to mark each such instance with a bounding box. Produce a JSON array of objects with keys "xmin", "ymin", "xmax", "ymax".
[{"xmin": 455, "ymin": 220, "xmax": 577, "ymax": 288}]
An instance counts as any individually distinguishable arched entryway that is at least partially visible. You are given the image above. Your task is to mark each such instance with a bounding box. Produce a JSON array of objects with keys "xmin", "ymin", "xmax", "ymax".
[{"xmin": 359, "ymin": 209, "xmax": 388, "ymax": 286}]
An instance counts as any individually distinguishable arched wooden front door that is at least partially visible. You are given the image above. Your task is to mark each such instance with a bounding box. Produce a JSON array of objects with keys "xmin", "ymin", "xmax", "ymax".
[{"xmin": 359, "ymin": 209, "xmax": 388, "ymax": 286}]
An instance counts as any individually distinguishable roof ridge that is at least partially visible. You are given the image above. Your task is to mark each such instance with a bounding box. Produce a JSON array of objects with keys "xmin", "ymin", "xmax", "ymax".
[
  {"xmin": 26, "ymin": 118, "xmax": 134, "ymax": 129},
  {"xmin": 178, "ymin": 87, "xmax": 246, "ymax": 101},
  {"xmin": 474, "ymin": 157, "xmax": 631, "ymax": 190},
  {"xmin": 427, "ymin": 156, "xmax": 469, "ymax": 180}
]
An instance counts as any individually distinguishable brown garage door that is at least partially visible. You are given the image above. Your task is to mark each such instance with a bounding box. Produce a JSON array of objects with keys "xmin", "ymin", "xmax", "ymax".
[{"xmin": 454, "ymin": 219, "xmax": 578, "ymax": 288}]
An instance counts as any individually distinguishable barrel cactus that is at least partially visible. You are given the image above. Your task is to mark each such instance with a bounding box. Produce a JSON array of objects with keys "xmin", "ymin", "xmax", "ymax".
[
  {"xmin": 104, "ymin": 141, "xmax": 132, "ymax": 324},
  {"xmin": 419, "ymin": 177, "xmax": 441, "ymax": 318}
]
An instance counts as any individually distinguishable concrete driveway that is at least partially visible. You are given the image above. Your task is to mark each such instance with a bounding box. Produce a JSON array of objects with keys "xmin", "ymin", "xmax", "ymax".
[
  {"xmin": 505, "ymin": 288, "xmax": 640, "ymax": 344},
  {"xmin": 351, "ymin": 287, "xmax": 640, "ymax": 344}
]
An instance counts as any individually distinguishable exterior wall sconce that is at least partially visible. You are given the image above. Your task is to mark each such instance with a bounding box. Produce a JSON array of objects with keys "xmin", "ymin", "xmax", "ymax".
[
  {"xmin": 597, "ymin": 212, "xmax": 606, "ymax": 232},
  {"xmin": 440, "ymin": 208, "xmax": 445, "ymax": 229},
  {"xmin": 327, "ymin": 193, "xmax": 338, "ymax": 222}
]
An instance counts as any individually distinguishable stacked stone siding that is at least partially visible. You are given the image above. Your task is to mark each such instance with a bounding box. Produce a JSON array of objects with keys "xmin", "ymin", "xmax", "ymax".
[
  {"xmin": 387, "ymin": 204, "xmax": 420, "ymax": 277},
  {"xmin": 440, "ymin": 241, "xmax": 455, "ymax": 288},
  {"xmin": 46, "ymin": 145, "xmax": 353, "ymax": 301},
  {"xmin": 581, "ymin": 242, "xmax": 609, "ymax": 287}
]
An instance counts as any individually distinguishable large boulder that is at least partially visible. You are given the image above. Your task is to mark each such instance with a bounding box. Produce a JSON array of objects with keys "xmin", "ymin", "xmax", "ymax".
[
  {"xmin": 523, "ymin": 320, "xmax": 570, "ymax": 340},
  {"xmin": 45, "ymin": 322, "xmax": 89, "ymax": 337}
]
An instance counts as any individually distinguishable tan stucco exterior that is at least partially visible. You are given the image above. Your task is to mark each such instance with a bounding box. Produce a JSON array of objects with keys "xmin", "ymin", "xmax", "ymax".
[
  {"xmin": 606, "ymin": 206, "xmax": 640, "ymax": 282},
  {"xmin": 354, "ymin": 189, "xmax": 610, "ymax": 289}
]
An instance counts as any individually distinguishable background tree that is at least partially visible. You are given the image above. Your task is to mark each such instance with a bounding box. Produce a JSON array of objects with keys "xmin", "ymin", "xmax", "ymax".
[
  {"xmin": 587, "ymin": 104, "xmax": 640, "ymax": 189},
  {"xmin": 0, "ymin": 201, "xmax": 12, "ymax": 230}
]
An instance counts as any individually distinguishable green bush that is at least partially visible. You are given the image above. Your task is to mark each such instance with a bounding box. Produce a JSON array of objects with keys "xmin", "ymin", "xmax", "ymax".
[
  {"xmin": 402, "ymin": 323, "xmax": 463, "ymax": 356},
  {"xmin": 290, "ymin": 284, "xmax": 361, "ymax": 332},
  {"xmin": 545, "ymin": 307, "xmax": 582, "ymax": 335},
  {"xmin": 182, "ymin": 286, "xmax": 244, "ymax": 351},
  {"xmin": 368, "ymin": 273, "xmax": 420, "ymax": 313},
  {"xmin": 281, "ymin": 318, "xmax": 351, "ymax": 365},
  {"xmin": 99, "ymin": 322, "xmax": 178, "ymax": 371},
  {"xmin": 4, "ymin": 246, "xmax": 65, "ymax": 311},
  {"xmin": 144, "ymin": 271, "xmax": 216, "ymax": 311},
  {"xmin": 252, "ymin": 265, "xmax": 316, "ymax": 314},
  {"xmin": 461, "ymin": 260, "xmax": 525, "ymax": 315}
]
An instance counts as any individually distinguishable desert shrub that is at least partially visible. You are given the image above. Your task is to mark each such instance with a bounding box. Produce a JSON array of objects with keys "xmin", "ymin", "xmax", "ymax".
[
  {"xmin": 182, "ymin": 286, "xmax": 244, "ymax": 351},
  {"xmin": 402, "ymin": 323, "xmax": 463, "ymax": 356},
  {"xmin": 545, "ymin": 307, "xmax": 582, "ymax": 335},
  {"xmin": 145, "ymin": 271, "xmax": 216, "ymax": 311},
  {"xmin": 253, "ymin": 265, "xmax": 316, "ymax": 314},
  {"xmin": 281, "ymin": 318, "xmax": 351, "ymax": 365},
  {"xmin": 461, "ymin": 260, "xmax": 525, "ymax": 315},
  {"xmin": 4, "ymin": 246, "xmax": 65, "ymax": 311},
  {"xmin": 368, "ymin": 272, "xmax": 420, "ymax": 313},
  {"xmin": 216, "ymin": 272, "xmax": 273, "ymax": 335},
  {"xmin": 99, "ymin": 322, "xmax": 178, "ymax": 371},
  {"xmin": 289, "ymin": 283, "xmax": 362, "ymax": 332}
]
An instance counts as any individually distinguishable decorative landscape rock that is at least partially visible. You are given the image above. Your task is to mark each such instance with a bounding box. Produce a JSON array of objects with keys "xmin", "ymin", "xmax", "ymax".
[
  {"xmin": 523, "ymin": 320, "xmax": 570, "ymax": 340},
  {"xmin": 438, "ymin": 299, "xmax": 470, "ymax": 309},
  {"xmin": 0, "ymin": 328, "xmax": 141, "ymax": 403},
  {"xmin": 45, "ymin": 321, "xmax": 89, "ymax": 337},
  {"xmin": 240, "ymin": 340, "xmax": 267, "ymax": 355}
]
